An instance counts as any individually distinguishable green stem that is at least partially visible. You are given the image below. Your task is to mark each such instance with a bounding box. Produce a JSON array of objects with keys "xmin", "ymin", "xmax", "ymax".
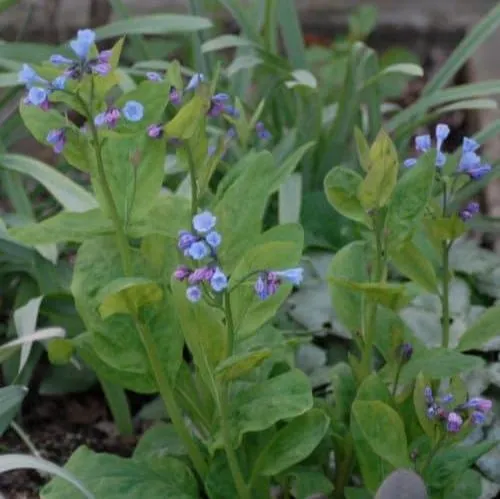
[
  {"xmin": 360, "ymin": 211, "xmax": 385, "ymax": 378},
  {"xmin": 99, "ymin": 378, "xmax": 134, "ymax": 436},
  {"xmin": 131, "ymin": 312, "xmax": 208, "ymax": 477},
  {"xmin": 10, "ymin": 421, "xmax": 41, "ymax": 458},
  {"xmin": 391, "ymin": 361, "xmax": 403, "ymax": 398},
  {"xmin": 218, "ymin": 385, "xmax": 251, "ymax": 499},
  {"xmin": 186, "ymin": 145, "xmax": 198, "ymax": 219},
  {"xmin": 333, "ymin": 434, "xmax": 355, "ymax": 499},
  {"xmin": 224, "ymin": 291, "xmax": 236, "ymax": 357},
  {"xmin": 83, "ymin": 91, "xmax": 208, "ymax": 478},
  {"xmin": 441, "ymin": 242, "xmax": 450, "ymax": 348}
]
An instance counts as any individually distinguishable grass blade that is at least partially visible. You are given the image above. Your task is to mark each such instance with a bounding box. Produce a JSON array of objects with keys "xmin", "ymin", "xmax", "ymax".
[
  {"xmin": 277, "ymin": 0, "xmax": 307, "ymax": 69},
  {"xmin": 424, "ymin": 3, "xmax": 500, "ymax": 95}
]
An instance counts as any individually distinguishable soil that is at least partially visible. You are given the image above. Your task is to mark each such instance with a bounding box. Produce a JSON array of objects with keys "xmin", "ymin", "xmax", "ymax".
[{"xmin": 0, "ymin": 389, "xmax": 148, "ymax": 499}]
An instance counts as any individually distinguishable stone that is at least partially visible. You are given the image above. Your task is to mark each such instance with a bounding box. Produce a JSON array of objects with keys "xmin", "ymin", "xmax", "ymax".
[
  {"xmin": 477, "ymin": 423, "xmax": 500, "ymax": 483},
  {"xmin": 374, "ymin": 469, "xmax": 428, "ymax": 499},
  {"xmin": 480, "ymin": 477, "xmax": 500, "ymax": 499}
]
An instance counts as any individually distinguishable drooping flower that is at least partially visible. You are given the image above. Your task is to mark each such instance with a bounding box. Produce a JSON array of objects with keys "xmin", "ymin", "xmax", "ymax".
[
  {"xmin": 178, "ymin": 230, "xmax": 197, "ymax": 251},
  {"xmin": 463, "ymin": 397, "xmax": 492, "ymax": 413},
  {"xmin": 185, "ymin": 73, "xmax": 204, "ymax": 92},
  {"xmin": 51, "ymin": 75, "xmax": 67, "ymax": 90},
  {"xmin": 94, "ymin": 108, "xmax": 121, "ymax": 128},
  {"xmin": 471, "ymin": 411, "xmax": 486, "ymax": 425},
  {"xmin": 122, "ymin": 101, "xmax": 144, "ymax": 122},
  {"xmin": 26, "ymin": 87, "xmax": 49, "ymax": 109},
  {"xmin": 46, "ymin": 129, "xmax": 66, "ymax": 154},
  {"xmin": 404, "ymin": 123, "xmax": 450, "ymax": 168},
  {"xmin": 256, "ymin": 121, "xmax": 272, "ymax": 141},
  {"xmin": 457, "ymin": 137, "xmax": 491, "ymax": 180},
  {"xmin": 18, "ymin": 64, "xmax": 44, "ymax": 88},
  {"xmin": 147, "ymin": 124, "xmax": 164, "ymax": 139},
  {"xmin": 274, "ymin": 268, "xmax": 304, "ymax": 286},
  {"xmin": 173, "ymin": 265, "xmax": 191, "ymax": 281},
  {"xmin": 205, "ymin": 231, "xmax": 221, "ymax": 249},
  {"xmin": 254, "ymin": 267, "xmax": 303, "ymax": 300},
  {"xmin": 186, "ymin": 286, "xmax": 202, "ymax": 303},
  {"xmin": 146, "ymin": 71, "xmax": 163, "ymax": 82},
  {"xmin": 193, "ymin": 211, "xmax": 217, "ymax": 234},
  {"xmin": 446, "ymin": 412, "xmax": 463, "ymax": 433},
  {"xmin": 459, "ymin": 201, "xmax": 480, "ymax": 221},
  {"xmin": 170, "ymin": 88, "xmax": 181, "ymax": 106},
  {"xmin": 210, "ymin": 268, "xmax": 228, "ymax": 292},
  {"xmin": 50, "ymin": 29, "xmax": 111, "ymax": 78}
]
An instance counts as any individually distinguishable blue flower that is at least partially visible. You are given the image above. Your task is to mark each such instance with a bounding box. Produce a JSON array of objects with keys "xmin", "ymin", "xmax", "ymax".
[
  {"xmin": 146, "ymin": 71, "xmax": 163, "ymax": 81},
  {"xmin": 424, "ymin": 386, "xmax": 434, "ymax": 404},
  {"xmin": 46, "ymin": 129, "xmax": 66, "ymax": 154},
  {"xmin": 178, "ymin": 230, "xmax": 197, "ymax": 251},
  {"xmin": 94, "ymin": 108, "xmax": 121, "ymax": 128},
  {"xmin": 122, "ymin": 101, "xmax": 144, "ymax": 122},
  {"xmin": 205, "ymin": 231, "xmax": 221, "ymax": 248},
  {"xmin": 147, "ymin": 124, "xmax": 164, "ymax": 139},
  {"xmin": 256, "ymin": 121, "xmax": 272, "ymax": 141},
  {"xmin": 187, "ymin": 241, "xmax": 210, "ymax": 260},
  {"xmin": 404, "ymin": 123, "xmax": 450, "ymax": 168},
  {"xmin": 18, "ymin": 64, "xmax": 44, "ymax": 88},
  {"xmin": 446, "ymin": 412, "xmax": 463, "ymax": 433},
  {"xmin": 51, "ymin": 75, "xmax": 67, "ymax": 90},
  {"xmin": 464, "ymin": 397, "xmax": 492, "ymax": 413},
  {"xmin": 471, "ymin": 411, "xmax": 486, "ymax": 425},
  {"xmin": 26, "ymin": 87, "xmax": 49, "ymax": 107},
  {"xmin": 439, "ymin": 394, "xmax": 454, "ymax": 404},
  {"xmin": 457, "ymin": 138, "xmax": 491, "ymax": 180},
  {"xmin": 193, "ymin": 211, "xmax": 216, "ymax": 234},
  {"xmin": 185, "ymin": 73, "xmax": 204, "ymax": 92},
  {"xmin": 210, "ymin": 268, "xmax": 228, "ymax": 292},
  {"xmin": 459, "ymin": 201, "xmax": 480, "ymax": 221},
  {"xmin": 50, "ymin": 55, "xmax": 74, "ymax": 65},
  {"xmin": 274, "ymin": 268, "xmax": 304, "ymax": 286},
  {"xmin": 70, "ymin": 29, "xmax": 95, "ymax": 59},
  {"xmin": 186, "ymin": 286, "xmax": 202, "ymax": 303}
]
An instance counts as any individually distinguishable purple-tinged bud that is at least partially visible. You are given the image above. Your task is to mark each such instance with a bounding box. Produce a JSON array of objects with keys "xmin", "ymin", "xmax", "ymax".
[
  {"xmin": 92, "ymin": 63, "xmax": 111, "ymax": 76},
  {"xmin": 446, "ymin": 412, "xmax": 463, "ymax": 433},
  {"xmin": 98, "ymin": 50, "xmax": 112, "ymax": 64},
  {"xmin": 173, "ymin": 265, "xmax": 191, "ymax": 281},
  {"xmin": 223, "ymin": 105, "xmax": 240, "ymax": 118},
  {"xmin": 186, "ymin": 285, "xmax": 202, "ymax": 303},
  {"xmin": 439, "ymin": 394, "xmax": 454, "ymax": 404},
  {"xmin": 403, "ymin": 158, "xmax": 417, "ymax": 168},
  {"xmin": 146, "ymin": 71, "xmax": 163, "ymax": 82},
  {"xmin": 169, "ymin": 88, "xmax": 181, "ymax": 106},
  {"xmin": 465, "ymin": 397, "xmax": 492, "ymax": 413},
  {"xmin": 147, "ymin": 124, "xmax": 164, "ymax": 139},
  {"xmin": 50, "ymin": 54, "xmax": 73, "ymax": 65},
  {"xmin": 178, "ymin": 230, "xmax": 197, "ymax": 251},
  {"xmin": 46, "ymin": 129, "xmax": 66, "ymax": 154},
  {"xmin": 471, "ymin": 411, "xmax": 486, "ymax": 425},
  {"xmin": 256, "ymin": 121, "xmax": 272, "ymax": 141},
  {"xmin": 460, "ymin": 201, "xmax": 480, "ymax": 221},
  {"xmin": 424, "ymin": 386, "xmax": 434, "ymax": 404},
  {"xmin": 399, "ymin": 342, "xmax": 413, "ymax": 362},
  {"xmin": 255, "ymin": 274, "xmax": 268, "ymax": 300},
  {"xmin": 188, "ymin": 267, "xmax": 215, "ymax": 285}
]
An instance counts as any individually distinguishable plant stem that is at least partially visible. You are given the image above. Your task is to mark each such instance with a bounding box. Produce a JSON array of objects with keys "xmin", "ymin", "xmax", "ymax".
[
  {"xmin": 333, "ymin": 434, "xmax": 355, "ymax": 499},
  {"xmin": 131, "ymin": 312, "xmax": 208, "ymax": 477},
  {"xmin": 99, "ymin": 378, "xmax": 134, "ymax": 436},
  {"xmin": 360, "ymin": 211, "xmax": 385, "ymax": 378},
  {"xmin": 10, "ymin": 421, "xmax": 41, "ymax": 459},
  {"xmin": 218, "ymin": 384, "xmax": 251, "ymax": 499},
  {"xmin": 441, "ymin": 242, "xmax": 451, "ymax": 348},
  {"xmin": 224, "ymin": 291, "xmax": 236, "ymax": 357},
  {"xmin": 391, "ymin": 360, "xmax": 403, "ymax": 398},
  {"xmin": 85, "ymin": 95, "xmax": 208, "ymax": 478},
  {"xmin": 186, "ymin": 145, "xmax": 198, "ymax": 219}
]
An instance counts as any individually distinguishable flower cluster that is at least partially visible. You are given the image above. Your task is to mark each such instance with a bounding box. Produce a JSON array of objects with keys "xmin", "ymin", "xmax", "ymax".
[
  {"xmin": 256, "ymin": 121, "xmax": 272, "ymax": 141},
  {"xmin": 459, "ymin": 201, "xmax": 480, "ymax": 222},
  {"xmin": 18, "ymin": 64, "xmax": 66, "ymax": 109},
  {"xmin": 425, "ymin": 386, "xmax": 492, "ymax": 433},
  {"xmin": 50, "ymin": 29, "xmax": 111, "ymax": 79},
  {"xmin": 404, "ymin": 124, "xmax": 491, "ymax": 180},
  {"xmin": 173, "ymin": 211, "xmax": 227, "ymax": 303},
  {"xmin": 94, "ymin": 100, "xmax": 144, "ymax": 128}
]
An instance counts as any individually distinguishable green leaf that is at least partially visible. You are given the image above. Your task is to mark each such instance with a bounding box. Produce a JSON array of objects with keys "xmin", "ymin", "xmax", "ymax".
[
  {"xmin": 47, "ymin": 338, "xmax": 74, "ymax": 365},
  {"xmin": 399, "ymin": 348, "xmax": 484, "ymax": 384},
  {"xmin": 413, "ymin": 373, "xmax": 435, "ymax": 438},
  {"xmin": 324, "ymin": 166, "xmax": 370, "ymax": 225},
  {"xmin": 457, "ymin": 304, "xmax": 500, "ymax": 351},
  {"xmin": 229, "ymin": 224, "xmax": 304, "ymax": 338},
  {"xmin": 330, "ymin": 363, "xmax": 357, "ymax": 427},
  {"xmin": 356, "ymin": 373, "xmax": 392, "ymax": 404},
  {"xmin": 0, "ymin": 386, "xmax": 27, "ymax": 435},
  {"xmin": 0, "ymin": 454, "xmax": 94, "ymax": 499},
  {"xmin": 358, "ymin": 129, "xmax": 399, "ymax": 209},
  {"xmin": 444, "ymin": 469, "xmax": 482, "ymax": 499},
  {"xmin": 10, "ymin": 209, "xmax": 112, "ymax": 245},
  {"xmin": 204, "ymin": 453, "xmax": 238, "ymax": 499},
  {"xmin": 390, "ymin": 241, "xmax": 439, "ymax": 294},
  {"xmin": 133, "ymin": 423, "xmax": 186, "ymax": 459},
  {"xmin": 423, "ymin": 3, "xmax": 500, "ymax": 95},
  {"xmin": 327, "ymin": 241, "xmax": 370, "ymax": 331},
  {"xmin": 289, "ymin": 470, "xmax": 334, "ymax": 499},
  {"xmin": 214, "ymin": 349, "xmax": 272, "ymax": 382},
  {"xmin": 97, "ymin": 278, "xmax": 163, "ymax": 319},
  {"xmin": 202, "ymin": 34, "xmax": 253, "ymax": 52},
  {"xmin": 171, "ymin": 279, "xmax": 226, "ymax": 375},
  {"xmin": 424, "ymin": 441, "xmax": 496, "ymax": 490},
  {"xmin": 252, "ymin": 409, "xmax": 329, "ymax": 477},
  {"xmin": 277, "ymin": 0, "xmax": 307, "ymax": 68},
  {"xmin": 211, "ymin": 369, "xmax": 313, "ymax": 451},
  {"xmin": 425, "ymin": 216, "xmax": 466, "ymax": 243},
  {"xmin": 253, "ymin": 409, "xmax": 329, "ymax": 476},
  {"xmin": 93, "ymin": 14, "xmax": 212, "ymax": 39},
  {"xmin": 41, "ymin": 446, "xmax": 198, "ymax": 498},
  {"xmin": 352, "ymin": 400, "xmax": 410, "ymax": 468},
  {"xmin": 345, "ymin": 488, "xmax": 372, "ymax": 499},
  {"xmin": 0, "ymin": 154, "xmax": 97, "ymax": 212},
  {"xmin": 386, "ymin": 151, "xmax": 435, "ymax": 248},
  {"xmin": 354, "ymin": 127, "xmax": 371, "ymax": 171}
]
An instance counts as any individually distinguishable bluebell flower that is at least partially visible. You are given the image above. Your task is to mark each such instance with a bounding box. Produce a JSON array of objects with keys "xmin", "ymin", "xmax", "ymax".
[
  {"xmin": 50, "ymin": 29, "xmax": 111, "ymax": 79},
  {"xmin": 147, "ymin": 123, "xmax": 164, "ymax": 139},
  {"xmin": 178, "ymin": 230, "xmax": 197, "ymax": 251},
  {"xmin": 94, "ymin": 108, "xmax": 121, "ymax": 128},
  {"xmin": 439, "ymin": 394, "xmax": 454, "ymax": 404},
  {"xmin": 274, "ymin": 268, "xmax": 304, "ymax": 286},
  {"xmin": 205, "ymin": 231, "xmax": 221, "ymax": 248},
  {"xmin": 404, "ymin": 123, "xmax": 450, "ymax": 168},
  {"xmin": 210, "ymin": 268, "xmax": 228, "ymax": 292},
  {"xmin": 122, "ymin": 101, "xmax": 144, "ymax": 122},
  {"xmin": 471, "ymin": 411, "xmax": 486, "ymax": 425},
  {"xmin": 188, "ymin": 267, "xmax": 215, "ymax": 285},
  {"xmin": 208, "ymin": 93, "xmax": 238, "ymax": 118},
  {"xmin": 170, "ymin": 88, "xmax": 181, "ymax": 106},
  {"xmin": 256, "ymin": 121, "xmax": 272, "ymax": 141},
  {"xmin": 173, "ymin": 265, "xmax": 191, "ymax": 281},
  {"xmin": 426, "ymin": 405, "xmax": 438, "ymax": 419},
  {"xmin": 185, "ymin": 73, "xmax": 204, "ymax": 92},
  {"xmin": 446, "ymin": 412, "xmax": 463, "ymax": 433},
  {"xmin": 459, "ymin": 201, "xmax": 480, "ymax": 221},
  {"xmin": 187, "ymin": 241, "xmax": 210, "ymax": 260},
  {"xmin": 18, "ymin": 64, "xmax": 44, "ymax": 88},
  {"xmin": 463, "ymin": 397, "xmax": 492, "ymax": 413},
  {"xmin": 51, "ymin": 75, "xmax": 67, "ymax": 90},
  {"xmin": 193, "ymin": 211, "xmax": 217, "ymax": 234},
  {"xmin": 26, "ymin": 87, "xmax": 49, "ymax": 108},
  {"xmin": 146, "ymin": 71, "xmax": 163, "ymax": 81},
  {"xmin": 46, "ymin": 129, "xmax": 66, "ymax": 154},
  {"xmin": 424, "ymin": 386, "xmax": 434, "ymax": 404},
  {"xmin": 186, "ymin": 285, "xmax": 202, "ymax": 303},
  {"xmin": 457, "ymin": 138, "xmax": 492, "ymax": 180}
]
